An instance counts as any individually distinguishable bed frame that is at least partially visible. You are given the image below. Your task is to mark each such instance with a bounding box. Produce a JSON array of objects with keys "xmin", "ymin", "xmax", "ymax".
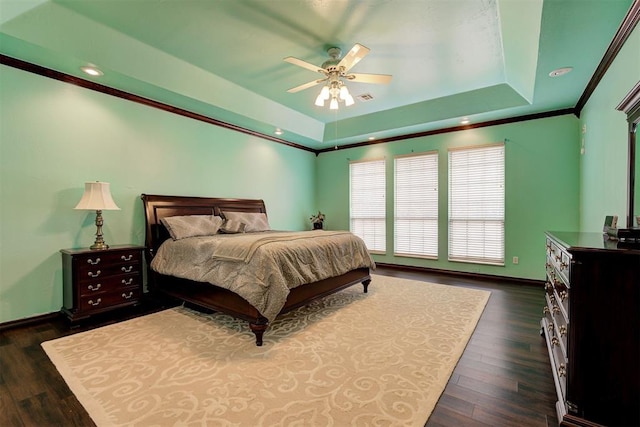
[{"xmin": 141, "ymin": 194, "xmax": 371, "ymax": 346}]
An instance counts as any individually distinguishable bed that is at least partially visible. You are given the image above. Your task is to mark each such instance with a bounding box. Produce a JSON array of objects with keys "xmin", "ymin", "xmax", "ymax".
[{"xmin": 141, "ymin": 194, "xmax": 374, "ymax": 346}]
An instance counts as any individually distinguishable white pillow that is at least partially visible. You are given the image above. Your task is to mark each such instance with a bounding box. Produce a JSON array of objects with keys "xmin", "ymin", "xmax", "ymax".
[
  {"xmin": 222, "ymin": 211, "xmax": 270, "ymax": 232},
  {"xmin": 161, "ymin": 215, "xmax": 223, "ymax": 240}
]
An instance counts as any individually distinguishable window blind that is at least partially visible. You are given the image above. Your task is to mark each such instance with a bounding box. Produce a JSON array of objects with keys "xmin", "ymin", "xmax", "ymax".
[
  {"xmin": 350, "ymin": 159, "xmax": 386, "ymax": 252},
  {"xmin": 394, "ymin": 152, "xmax": 438, "ymax": 258},
  {"xmin": 448, "ymin": 144, "xmax": 504, "ymax": 265}
]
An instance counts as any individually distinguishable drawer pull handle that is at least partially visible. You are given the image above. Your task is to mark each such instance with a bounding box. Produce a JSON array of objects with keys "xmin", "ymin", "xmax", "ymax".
[
  {"xmin": 547, "ymin": 323, "xmax": 554, "ymax": 332},
  {"xmin": 543, "ymin": 306, "xmax": 550, "ymax": 314},
  {"xmin": 121, "ymin": 278, "xmax": 133, "ymax": 285},
  {"xmin": 88, "ymin": 284, "xmax": 102, "ymax": 291},
  {"xmin": 121, "ymin": 254, "xmax": 133, "ymax": 261},
  {"xmin": 88, "ymin": 270, "xmax": 101, "ymax": 278},
  {"xmin": 88, "ymin": 298, "xmax": 102, "ymax": 306},
  {"xmin": 560, "ymin": 261, "xmax": 568, "ymax": 270},
  {"xmin": 121, "ymin": 266, "xmax": 133, "ymax": 273},
  {"xmin": 559, "ymin": 325, "xmax": 567, "ymax": 337},
  {"xmin": 559, "ymin": 291, "xmax": 568, "ymax": 301},
  {"xmin": 122, "ymin": 292, "xmax": 133, "ymax": 299},
  {"xmin": 558, "ymin": 364, "xmax": 567, "ymax": 377},
  {"xmin": 552, "ymin": 305, "xmax": 560, "ymax": 315},
  {"xmin": 551, "ymin": 337, "xmax": 559, "ymax": 347},
  {"xmin": 87, "ymin": 258, "xmax": 101, "ymax": 265}
]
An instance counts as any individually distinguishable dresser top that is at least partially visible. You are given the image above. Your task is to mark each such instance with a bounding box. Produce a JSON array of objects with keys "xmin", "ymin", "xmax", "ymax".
[{"xmin": 546, "ymin": 231, "xmax": 640, "ymax": 255}]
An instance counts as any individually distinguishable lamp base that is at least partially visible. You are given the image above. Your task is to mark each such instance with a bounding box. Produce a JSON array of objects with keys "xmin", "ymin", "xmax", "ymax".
[
  {"xmin": 90, "ymin": 242, "xmax": 110, "ymax": 250},
  {"xmin": 90, "ymin": 209, "xmax": 109, "ymax": 250}
]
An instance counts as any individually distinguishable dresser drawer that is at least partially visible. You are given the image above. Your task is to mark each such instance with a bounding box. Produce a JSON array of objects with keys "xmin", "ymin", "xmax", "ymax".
[
  {"xmin": 546, "ymin": 238, "xmax": 571, "ymax": 285},
  {"xmin": 550, "ymin": 327, "xmax": 567, "ymax": 399}
]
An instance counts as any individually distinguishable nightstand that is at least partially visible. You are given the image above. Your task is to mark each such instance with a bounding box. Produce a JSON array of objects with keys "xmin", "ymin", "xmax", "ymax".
[{"xmin": 60, "ymin": 245, "xmax": 145, "ymax": 323}]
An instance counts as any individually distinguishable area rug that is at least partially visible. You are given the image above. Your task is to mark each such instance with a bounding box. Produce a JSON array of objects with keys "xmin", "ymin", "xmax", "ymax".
[{"xmin": 42, "ymin": 274, "xmax": 490, "ymax": 426}]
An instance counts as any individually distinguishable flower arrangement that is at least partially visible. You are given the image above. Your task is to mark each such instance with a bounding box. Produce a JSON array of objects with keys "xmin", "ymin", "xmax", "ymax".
[{"xmin": 310, "ymin": 211, "xmax": 325, "ymax": 229}]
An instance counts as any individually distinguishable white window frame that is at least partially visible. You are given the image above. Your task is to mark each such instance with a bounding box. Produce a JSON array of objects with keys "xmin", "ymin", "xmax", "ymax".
[
  {"xmin": 448, "ymin": 143, "xmax": 505, "ymax": 265},
  {"xmin": 394, "ymin": 151, "xmax": 438, "ymax": 259},
  {"xmin": 350, "ymin": 159, "xmax": 386, "ymax": 253}
]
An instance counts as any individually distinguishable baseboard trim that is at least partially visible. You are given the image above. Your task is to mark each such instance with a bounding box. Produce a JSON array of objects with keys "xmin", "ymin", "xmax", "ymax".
[
  {"xmin": 0, "ymin": 267, "xmax": 542, "ymax": 330},
  {"xmin": 0, "ymin": 311, "xmax": 62, "ymax": 332},
  {"xmin": 374, "ymin": 262, "xmax": 544, "ymax": 287}
]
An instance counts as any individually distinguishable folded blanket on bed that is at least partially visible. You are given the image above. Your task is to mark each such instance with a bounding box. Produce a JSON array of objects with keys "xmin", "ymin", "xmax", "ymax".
[
  {"xmin": 150, "ymin": 230, "xmax": 375, "ymax": 322},
  {"xmin": 211, "ymin": 230, "xmax": 351, "ymax": 262}
]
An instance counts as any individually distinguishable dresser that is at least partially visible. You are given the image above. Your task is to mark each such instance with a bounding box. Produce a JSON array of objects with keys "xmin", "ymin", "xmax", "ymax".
[
  {"xmin": 61, "ymin": 245, "xmax": 145, "ymax": 322},
  {"xmin": 543, "ymin": 232, "xmax": 639, "ymax": 426}
]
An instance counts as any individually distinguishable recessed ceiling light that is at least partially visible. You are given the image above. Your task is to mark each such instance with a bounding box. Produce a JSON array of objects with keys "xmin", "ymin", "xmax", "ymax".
[
  {"xmin": 274, "ymin": 128, "xmax": 283, "ymax": 135},
  {"xmin": 80, "ymin": 66, "xmax": 103, "ymax": 77},
  {"xmin": 460, "ymin": 117, "xmax": 470, "ymax": 125},
  {"xmin": 549, "ymin": 67, "xmax": 573, "ymax": 77}
]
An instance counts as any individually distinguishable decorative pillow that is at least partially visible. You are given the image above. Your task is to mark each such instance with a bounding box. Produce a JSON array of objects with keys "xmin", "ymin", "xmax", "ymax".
[
  {"xmin": 219, "ymin": 219, "xmax": 246, "ymax": 234},
  {"xmin": 222, "ymin": 211, "xmax": 270, "ymax": 232},
  {"xmin": 160, "ymin": 215, "xmax": 223, "ymax": 240}
]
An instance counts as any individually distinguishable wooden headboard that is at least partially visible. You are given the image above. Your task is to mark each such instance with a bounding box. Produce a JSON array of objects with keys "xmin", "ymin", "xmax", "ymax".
[{"xmin": 140, "ymin": 194, "xmax": 267, "ymax": 258}]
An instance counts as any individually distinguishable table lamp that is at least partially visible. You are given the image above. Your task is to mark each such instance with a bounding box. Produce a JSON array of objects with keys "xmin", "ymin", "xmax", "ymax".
[{"xmin": 74, "ymin": 181, "xmax": 120, "ymax": 250}]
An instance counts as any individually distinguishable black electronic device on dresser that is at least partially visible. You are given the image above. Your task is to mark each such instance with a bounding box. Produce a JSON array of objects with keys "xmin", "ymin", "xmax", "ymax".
[
  {"xmin": 60, "ymin": 245, "xmax": 145, "ymax": 322},
  {"xmin": 542, "ymin": 232, "xmax": 639, "ymax": 427}
]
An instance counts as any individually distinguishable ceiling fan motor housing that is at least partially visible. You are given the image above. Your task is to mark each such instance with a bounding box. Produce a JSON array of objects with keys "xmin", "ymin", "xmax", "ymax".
[{"xmin": 322, "ymin": 47, "xmax": 342, "ymax": 70}]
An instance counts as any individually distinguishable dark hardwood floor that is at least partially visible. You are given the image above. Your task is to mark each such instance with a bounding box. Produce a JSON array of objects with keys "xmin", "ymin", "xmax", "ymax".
[{"xmin": 0, "ymin": 267, "xmax": 558, "ymax": 426}]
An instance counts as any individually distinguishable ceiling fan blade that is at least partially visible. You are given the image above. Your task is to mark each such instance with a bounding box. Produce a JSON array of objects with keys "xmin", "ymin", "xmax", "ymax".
[
  {"xmin": 284, "ymin": 56, "xmax": 326, "ymax": 74},
  {"xmin": 337, "ymin": 43, "xmax": 370, "ymax": 72},
  {"xmin": 287, "ymin": 78, "xmax": 327, "ymax": 93},
  {"xmin": 347, "ymin": 73, "xmax": 393, "ymax": 84}
]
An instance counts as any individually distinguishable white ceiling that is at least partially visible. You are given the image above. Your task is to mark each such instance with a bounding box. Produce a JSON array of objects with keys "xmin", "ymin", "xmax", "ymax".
[{"xmin": 0, "ymin": 0, "xmax": 635, "ymax": 149}]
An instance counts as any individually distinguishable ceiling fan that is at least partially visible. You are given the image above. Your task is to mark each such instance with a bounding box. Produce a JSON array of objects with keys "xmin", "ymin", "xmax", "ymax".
[{"xmin": 284, "ymin": 43, "xmax": 392, "ymax": 108}]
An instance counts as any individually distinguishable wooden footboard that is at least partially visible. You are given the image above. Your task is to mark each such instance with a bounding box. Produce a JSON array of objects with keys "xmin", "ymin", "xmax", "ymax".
[{"xmin": 151, "ymin": 268, "xmax": 371, "ymax": 345}]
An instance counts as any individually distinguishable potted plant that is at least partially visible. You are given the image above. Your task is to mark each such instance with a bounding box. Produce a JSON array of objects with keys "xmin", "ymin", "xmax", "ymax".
[{"xmin": 310, "ymin": 211, "xmax": 325, "ymax": 230}]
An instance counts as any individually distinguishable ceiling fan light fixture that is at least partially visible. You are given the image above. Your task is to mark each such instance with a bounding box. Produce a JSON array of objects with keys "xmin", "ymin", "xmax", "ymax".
[
  {"xmin": 339, "ymin": 85, "xmax": 350, "ymax": 100},
  {"xmin": 320, "ymin": 85, "xmax": 330, "ymax": 100},
  {"xmin": 329, "ymin": 98, "xmax": 339, "ymax": 110},
  {"xmin": 315, "ymin": 94, "xmax": 325, "ymax": 107},
  {"xmin": 344, "ymin": 93, "xmax": 355, "ymax": 106}
]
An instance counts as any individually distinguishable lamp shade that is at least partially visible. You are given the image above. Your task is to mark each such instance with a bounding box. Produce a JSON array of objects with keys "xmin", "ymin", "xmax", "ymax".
[{"xmin": 74, "ymin": 182, "xmax": 120, "ymax": 210}]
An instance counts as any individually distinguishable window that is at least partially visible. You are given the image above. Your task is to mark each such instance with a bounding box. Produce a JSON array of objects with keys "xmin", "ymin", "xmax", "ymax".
[
  {"xmin": 448, "ymin": 143, "xmax": 505, "ymax": 265},
  {"xmin": 350, "ymin": 159, "xmax": 386, "ymax": 252},
  {"xmin": 394, "ymin": 152, "xmax": 438, "ymax": 258}
]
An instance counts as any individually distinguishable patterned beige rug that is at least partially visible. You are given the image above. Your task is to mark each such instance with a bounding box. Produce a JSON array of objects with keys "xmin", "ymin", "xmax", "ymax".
[{"xmin": 42, "ymin": 274, "xmax": 490, "ymax": 426}]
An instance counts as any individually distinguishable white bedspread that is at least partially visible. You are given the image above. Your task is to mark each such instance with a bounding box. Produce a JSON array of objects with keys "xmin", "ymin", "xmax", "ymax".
[{"xmin": 150, "ymin": 230, "xmax": 375, "ymax": 321}]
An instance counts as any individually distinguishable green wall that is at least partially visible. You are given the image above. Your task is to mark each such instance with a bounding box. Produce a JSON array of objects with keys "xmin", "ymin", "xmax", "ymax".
[
  {"xmin": 316, "ymin": 116, "xmax": 581, "ymax": 281},
  {"xmin": 0, "ymin": 65, "xmax": 316, "ymax": 324},
  {"xmin": 579, "ymin": 25, "xmax": 640, "ymax": 230},
  {"xmin": 1, "ymin": 24, "xmax": 637, "ymax": 325}
]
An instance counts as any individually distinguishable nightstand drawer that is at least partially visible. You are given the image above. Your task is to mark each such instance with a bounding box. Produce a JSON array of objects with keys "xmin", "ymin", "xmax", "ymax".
[
  {"xmin": 77, "ymin": 263, "xmax": 141, "ymax": 282},
  {"xmin": 78, "ymin": 274, "xmax": 142, "ymax": 297},
  {"xmin": 78, "ymin": 286, "xmax": 141, "ymax": 312},
  {"xmin": 74, "ymin": 250, "xmax": 142, "ymax": 267}
]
